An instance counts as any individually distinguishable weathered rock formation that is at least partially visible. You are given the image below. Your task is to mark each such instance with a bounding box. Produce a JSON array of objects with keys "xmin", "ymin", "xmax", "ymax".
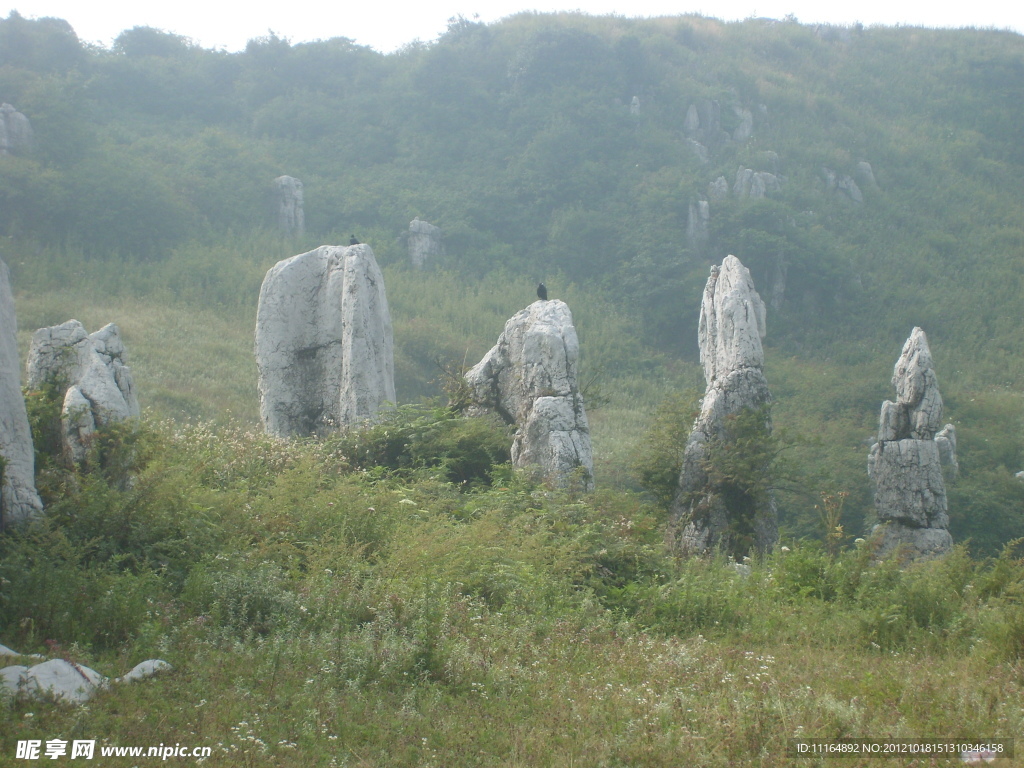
[
  {"xmin": 273, "ymin": 175, "xmax": 305, "ymax": 235},
  {"xmin": 255, "ymin": 244, "xmax": 395, "ymax": 437},
  {"xmin": 686, "ymin": 200, "xmax": 710, "ymax": 252},
  {"xmin": 670, "ymin": 255, "xmax": 777, "ymax": 556},
  {"xmin": 856, "ymin": 160, "xmax": 878, "ymax": 190},
  {"xmin": 465, "ymin": 299, "xmax": 593, "ymax": 490},
  {"xmin": 707, "ymin": 176, "xmax": 730, "ymax": 202},
  {"xmin": 683, "ymin": 100, "xmax": 730, "ymax": 149},
  {"xmin": 731, "ymin": 105, "xmax": 754, "ymax": 142},
  {"xmin": 821, "ymin": 167, "xmax": 863, "ymax": 203},
  {"xmin": 0, "ymin": 259, "xmax": 42, "ymax": 526},
  {"xmin": 0, "ymin": 103, "xmax": 33, "ymax": 156},
  {"xmin": 1, "ymin": 643, "xmax": 171, "ymax": 704},
  {"xmin": 734, "ymin": 167, "xmax": 783, "ymax": 200},
  {"xmin": 867, "ymin": 328, "xmax": 954, "ymax": 559},
  {"xmin": 27, "ymin": 321, "xmax": 140, "ymax": 465},
  {"xmin": 408, "ymin": 217, "xmax": 445, "ymax": 269}
]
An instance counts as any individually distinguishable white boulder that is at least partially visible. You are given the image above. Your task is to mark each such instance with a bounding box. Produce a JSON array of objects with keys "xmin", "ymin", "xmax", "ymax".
[
  {"xmin": 255, "ymin": 244, "xmax": 395, "ymax": 437},
  {"xmin": 27, "ymin": 320, "xmax": 139, "ymax": 465},
  {"xmin": 465, "ymin": 299, "xmax": 593, "ymax": 490}
]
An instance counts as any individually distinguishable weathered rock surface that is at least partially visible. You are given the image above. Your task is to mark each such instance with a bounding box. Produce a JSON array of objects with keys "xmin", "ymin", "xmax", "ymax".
[
  {"xmin": 27, "ymin": 320, "xmax": 140, "ymax": 465},
  {"xmin": 408, "ymin": 217, "xmax": 445, "ymax": 269},
  {"xmin": 0, "ymin": 259, "xmax": 43, "ymax": 526},
  {"xmin": 868, "ymin": 328, "xmax": 954, "ymax": 559},
  {"xmin": 707, "ymin": 176, "xmax": 730, "ymax": 202},
  {"xmin": 821, "ymin": 167, "xmax": 863, "ymax": 203},
  {"xmin": 857, "ymin": 160, "xmax": 878, "ymax": 189},
  {"xmin": 465, "ymin": 299, "xmax": 593, "ymax": 490},
  {"xmin": 273, "ymin": 175, "xmax": 305, "ymax": 235},
  {"xmin": 683, "ymin": 99, "xmax": 732, "ymax": 149},
  {"xmin": 731, "ymin": 105, "xmax": 754, "ymax": 142},
  {"xmin": 935, "ymin": 423, "xmax": 958, "ymax": 478},
  {"xmin": 255, "ymin": 244, "xmax": 395, "ymax": 437},
  {"xmin": 117, "ymin": 659, "xmax": 173, "ymax": 684},
  {"xmin": 671, "ymin": 255, "xmax": 777, "ymax": 556},
  {"xmin": 0, "ymin": 646, "xmax": 172, "ymax": 703},
  {"xmin": 734, "ymin": 167, "xmax": 783, "ymax": 200},
  {"xmin": 0, "ymin": 103, "xmax": 33, "ymax": 156},
  {"xmin": 686, "ymin": 200, "xmax": 710, "ymax": 251}
]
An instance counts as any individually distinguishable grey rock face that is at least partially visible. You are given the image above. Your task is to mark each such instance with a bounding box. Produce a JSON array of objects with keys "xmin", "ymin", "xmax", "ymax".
[
  {"xmin": 465, "ymin": 299, "xmax": 593, "ymax": 490},
  {"xmin": 0, "ymin": 645, "xmax": 171, "ymax": 703},
  {"xmin": 857, "ymin": 160, "xmax": 878, "ymax": 189},
  {"xmin": 686, "ymin": 200, "xmax": 710, "ymax": 251},
  {"xmin": 733, "ymin": 167, "xmax": 782, "ymax": 200},
  {"xmin": 255, "ymin": 244, "xmax": 395, "ymax": 437},
  {"xmin": 732, "ymin": 105, "xmax": 754, "ymax": 142},
  {"xmin": 273, "ymin": 175, "xmax": 305, "ymax": 235},
  {"xmin": 18, "ymin": 659, "xmax": 106, "ymax": 704},
  {"xmin": 707, "ymin": 176, "xmax": 730, "ymax": 202},
  {"xmin": 686, "ymin": 139, "xmax": 710, "ymax": 165},
  {"xmin": 821, "ymin": 167, "xmax": 863, "ymax": 203},
  {"xmin": 27, "ymin": 321, "xmax": 139, "ymax": 465},
  {"xmin": 935, "ymin": 424, "xmax": 958, "ymax": 479},
  {"xmin": 868, "ymin": 328, "xmax": 954, "ymax": 559},
  {"xmin": 117, "ymin": 659, "xmax": 173, "ymax": 684},
  {"xmin": 408, "ymin": 217, "xmax": 445, "ymax": 269},
  {"xmin": 683, "ymin": 100, "xmax": 730, "ymax": 148},
  {"xmin": 0, "ymin": 103, "xmax": 33, "ymax": 156},
  {"xmin": 0, "ymin": 259, "xmax": 42, "ymax": 526},
  {"xmin": 671, "ymin": 256, "xmax": 777, "ymax": 556}
]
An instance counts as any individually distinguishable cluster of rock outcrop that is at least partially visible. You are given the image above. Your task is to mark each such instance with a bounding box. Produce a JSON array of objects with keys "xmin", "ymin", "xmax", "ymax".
[
  {"xmin": 1, "ymin": 643, "xmax": 170, "ymax": 704},
  {"xmin": 408, "ymin": 217, "xmax": 445, "ymax": 269},
  {"xmin": 0, "ymin": 259, "xmax": 43, "ymax": 526},
  {"xmin": 255, "ymin": 243, "xmax": 395, "ymax": 437},
  {"xmin": 0, "ymin": 103, "xmax": 33, "ymax": 156},
  {"xmin": 465, "ymin": 298, "xmax": 594, "ymax": 490},
  {"xmin": 867, "ymin": 328, "xmax": 955, "ymax": 559},
  {"xmin": 273, "ymin": 175, "xmax": 305, "ymax": 235},
  {"xmin": 27, "ymin": 321, "xmax": 140, "ymax": 465},
  {"xmin": 670, "ymin": 256, "xmax": 777, "ymax": 556}
]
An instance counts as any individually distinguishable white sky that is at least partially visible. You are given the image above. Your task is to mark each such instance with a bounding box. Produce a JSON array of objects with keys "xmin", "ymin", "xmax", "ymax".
[{"xmin": 5, "ymin": 0, "xmax": 1022, "ymax": 53}]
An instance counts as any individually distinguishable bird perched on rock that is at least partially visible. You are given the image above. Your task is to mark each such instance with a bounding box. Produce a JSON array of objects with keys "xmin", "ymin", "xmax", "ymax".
[
  {"xmin": 349, "ymin": 235, "xmax": 360, "ymax": 245},
  {"xmin": 537, "ymin": 282, "xmax": 548, "ymax": 301}
]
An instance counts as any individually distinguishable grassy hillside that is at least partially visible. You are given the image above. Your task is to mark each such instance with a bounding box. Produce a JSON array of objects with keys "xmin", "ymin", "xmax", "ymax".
[{"xmin": 2, "ymin": 11, "xmax": 1024, "ymax": 764}]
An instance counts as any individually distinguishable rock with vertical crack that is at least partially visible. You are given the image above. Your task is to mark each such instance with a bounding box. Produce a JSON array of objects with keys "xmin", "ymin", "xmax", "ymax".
[
  {"xmin": 670, "ymin": 255, "xmax": 777, "ymax": 557},
  {"xmin": 255, "ymin": 244, "xmax": 395, "ymax": 437}
]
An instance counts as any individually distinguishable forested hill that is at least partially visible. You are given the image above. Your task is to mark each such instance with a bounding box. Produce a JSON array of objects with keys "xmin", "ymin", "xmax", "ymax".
[
  {"xmin": 2, "ymin": 10, "xmax": 1024, "ymax": 548},
  {"xmin": 3, "ymin": 11, "xmax": 1024, "ymax": 352}
]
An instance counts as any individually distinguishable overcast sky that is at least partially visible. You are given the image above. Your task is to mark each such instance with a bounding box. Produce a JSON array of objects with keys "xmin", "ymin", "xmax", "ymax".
[{"xmin": 6, "ymin": 0, "xmax": 1022, "ymax": 53}]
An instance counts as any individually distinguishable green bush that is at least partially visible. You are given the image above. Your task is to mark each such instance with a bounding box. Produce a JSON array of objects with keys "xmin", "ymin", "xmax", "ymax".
[{"xmin": 328, "ymin": 403, "xmax": 511, "ymax": 488}]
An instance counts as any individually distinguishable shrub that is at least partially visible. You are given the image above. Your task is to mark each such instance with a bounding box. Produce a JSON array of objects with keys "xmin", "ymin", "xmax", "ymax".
[{"xmin": 328, "ymin": 403, "xmax": 511, "ymax": 488}]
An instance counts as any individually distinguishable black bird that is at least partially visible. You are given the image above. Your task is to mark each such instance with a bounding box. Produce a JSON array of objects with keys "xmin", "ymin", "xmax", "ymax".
[
  {"xmin": 537, "ymin": 282, "xmax": 548, "ymax": 301},
  {"xmin": 349, "ymin": 235, "xmax": 360, "ymax": 245}
]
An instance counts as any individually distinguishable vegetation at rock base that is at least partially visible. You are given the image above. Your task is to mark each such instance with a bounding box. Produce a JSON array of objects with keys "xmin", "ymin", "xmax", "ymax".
[{"xmin": 2, "ymin": 8, "xmax": 1024, "ymax": 764}]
